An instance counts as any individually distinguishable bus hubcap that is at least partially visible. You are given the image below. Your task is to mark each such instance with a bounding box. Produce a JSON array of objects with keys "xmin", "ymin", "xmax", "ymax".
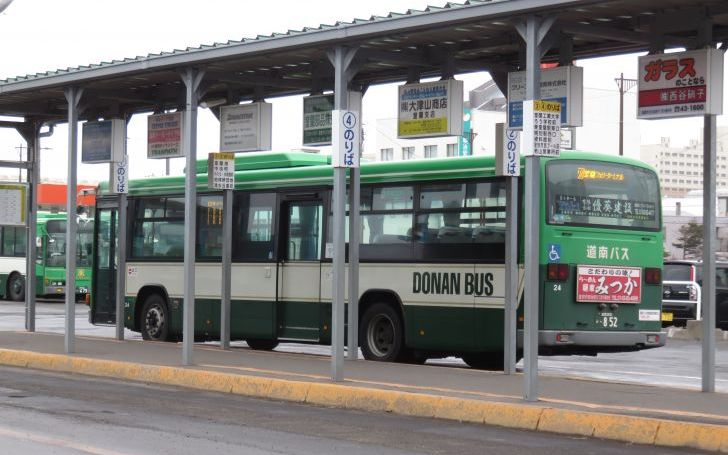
[
  {"xmin": 145, "ymin": 305, "xmax": 164, "ymax": 338},
  {"xmin": 367, "ymin": 314, "xmax": 394, "ymax": 358}
]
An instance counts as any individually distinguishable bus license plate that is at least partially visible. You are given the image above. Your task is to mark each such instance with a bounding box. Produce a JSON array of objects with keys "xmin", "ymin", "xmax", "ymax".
[
  {"xmin": 661, "ymin": 312, "xmax": 673, "ymax": 322},
  {"xmin": 576, "ymin": 265, "xmax": 641, "ymax": 304}
]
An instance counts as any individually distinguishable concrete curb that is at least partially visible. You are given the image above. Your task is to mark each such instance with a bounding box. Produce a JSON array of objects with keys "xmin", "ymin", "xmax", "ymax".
[{"xmin": 0, "ymin": 348, "xmax": 726, "ymax": 452}]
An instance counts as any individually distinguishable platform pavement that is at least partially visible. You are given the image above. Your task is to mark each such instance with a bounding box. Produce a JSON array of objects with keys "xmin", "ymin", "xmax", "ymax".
[{"xmin": 0, "ymin": 330, "xmax": 726, "ymax": 452}]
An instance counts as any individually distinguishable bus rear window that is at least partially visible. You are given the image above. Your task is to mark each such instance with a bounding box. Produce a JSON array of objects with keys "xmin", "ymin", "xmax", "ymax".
[{"xmin": 546, "ymin": 161, "xmax": 660, "ymax": 231}]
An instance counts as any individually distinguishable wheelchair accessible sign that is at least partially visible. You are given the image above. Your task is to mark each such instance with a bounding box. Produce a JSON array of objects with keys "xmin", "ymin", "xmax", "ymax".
[{"xmin": 548, "ymin": 243, "xmax": 561, "ymax": 263}]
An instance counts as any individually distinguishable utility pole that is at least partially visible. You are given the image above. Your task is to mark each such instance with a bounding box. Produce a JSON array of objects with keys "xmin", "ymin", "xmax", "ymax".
[
  {"xmin": 15, "ymin": 143, "xmax": 25, "ymax": 182},
  {"xmin": 614, "ymin": 73, "xmax": 638, "ymax": 156}
]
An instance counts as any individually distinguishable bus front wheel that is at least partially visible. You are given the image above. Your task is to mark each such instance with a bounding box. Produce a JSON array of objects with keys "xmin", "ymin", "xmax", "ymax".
[
  {"xmin": 360, "ymin": 303, "xmax": 404, "ymax": 362},
  {"xmin": 7, "ymin": 274, "xmax": 25, "ymax": 302},
  {"xmin": 140, "ymin": 294, "xmax": 169, "ymax": 342}
]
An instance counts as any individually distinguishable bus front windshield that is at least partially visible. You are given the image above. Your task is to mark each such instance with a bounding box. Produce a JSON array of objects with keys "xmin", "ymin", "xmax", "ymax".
[
  {"xmin": 45, "ymin": 219, "xmax": 95, "ymax": 268},
  {"xmin": 546, "ymin": 161, "xmax": 660, "ymax": 231}
]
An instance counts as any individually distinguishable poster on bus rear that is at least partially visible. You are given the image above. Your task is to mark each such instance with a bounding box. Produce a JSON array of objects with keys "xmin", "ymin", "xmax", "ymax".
[{"xmin": 576, "ymin": 265, "xmax": 641, "ymax": 304}]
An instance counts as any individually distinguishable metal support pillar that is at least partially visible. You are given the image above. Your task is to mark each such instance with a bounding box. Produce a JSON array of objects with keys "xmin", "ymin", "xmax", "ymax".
[
  {"xmin": 504, "ymin": 176, "xmax": 519, "ymax": 374},
  {"xmin": 329, "ymin": 45, "xmax": 357, "ymax": 380},
  {"xmin": 521, "ymin": 15, "xmax": 548, "ymax": 402},
  {"xmin": 702, "ymin": 114, "xmax": 716, "ymax": 392},
  {"xmin": 115, "ymin": 191, "xmax": 127, "ymax": 340},
  {"xmin": 23, "ymin": 121, "xmax": 40, "ymax": 332},
  {"xmin": 347, "ymin": 166, "xmax": 360, "ymax": 360},
  {"xmin": 64, "ymin": 86, "xmax": 83, "ymax": 354},
  {"xmin": 220, "ymin": 188, "xmax": 233, "ymax": 350},
  {"xmin": 180, "ymin": 68, "xmax": 204, "ymax": 366}
]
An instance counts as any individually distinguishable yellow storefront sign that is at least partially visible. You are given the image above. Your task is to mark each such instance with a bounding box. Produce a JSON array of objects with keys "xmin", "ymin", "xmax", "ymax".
[{"xmin": 398, "ymin": 118, "xmax": 448, "ymax": 136}]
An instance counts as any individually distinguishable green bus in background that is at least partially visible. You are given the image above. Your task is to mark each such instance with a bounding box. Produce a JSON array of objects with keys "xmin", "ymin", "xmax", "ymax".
[
  {"xmin": 90, "ymin": 151, "xmax": 665, "ymax": 369},
  {"xmin": 0, "ymin": 212, "xmax": 94, "ymax": 301}
]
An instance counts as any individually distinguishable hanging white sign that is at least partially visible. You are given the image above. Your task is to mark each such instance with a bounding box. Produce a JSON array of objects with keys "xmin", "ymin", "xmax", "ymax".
[
  {"xmin": 397, "ymin": 79, "xmax": 463, "ymax": 139},
  {"xmin": 332, "ymin": 110, "xmax": 360, "ymax": 168},
  {"xmin": 637, "ymin": 48, "xmax": 724, "ymax": 119},
  {"xmin": 147, "ymin": 112, "xmax": 185, "ymax": 159},
  {"xmin": 508, "ymin": 66, "xmax": 583, "ymax": 129},
  {"xmin": 219, "ymin": 102, "xmax": 273, "ymax": 152},
  {"xmin": 0, "ymin": 183, "xmax": 26, "ymax": 226}
]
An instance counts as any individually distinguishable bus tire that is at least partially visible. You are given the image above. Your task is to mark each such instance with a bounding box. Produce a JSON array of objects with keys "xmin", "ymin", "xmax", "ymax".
[
  {"xmin": 140, "ymin": 294, "xmax": 170, "ymax": 342},
  {"xmin": 462, "ymin": 352, "xmax": 504, "ymax": 371},
  {"xmin": 245, "ymin": 338, "xmax": 279, "ymax": 350},
  {"xmin": 360, "ymin": 303, "xmax": 404, "ymax": 362},
  {"xmin": 7, "ymin": 273, "xmax": 25, "ymax": 302}
]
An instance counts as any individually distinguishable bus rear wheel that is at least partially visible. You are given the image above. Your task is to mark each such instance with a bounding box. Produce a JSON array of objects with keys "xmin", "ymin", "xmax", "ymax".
[
  {"xmin": 245, "ymin": 338, "xmax": 279, "ymax": 350},
  {"xmin": 140, "ymin": 294, "xmax": 169, "ymax": 342},
  {"xmin": 360, "ymin": 303, "xmax": 404, "ymax": 362},
  {"xmin": 7, "ymin": 274, "xmax": 25, "ymax": 302},
  {"xmin": 462, "ymin": 352, "xmax": 504, "ymax": 371}
]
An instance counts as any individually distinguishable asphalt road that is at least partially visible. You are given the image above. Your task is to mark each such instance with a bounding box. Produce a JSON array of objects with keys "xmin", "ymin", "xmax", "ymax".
[
  {"xmin": 0, "ymin": 366, "xmax": 711, "ymax": 455},
  {"xmin": 1, "ymin": 300, "xmax": 727, "ymax": 392}
]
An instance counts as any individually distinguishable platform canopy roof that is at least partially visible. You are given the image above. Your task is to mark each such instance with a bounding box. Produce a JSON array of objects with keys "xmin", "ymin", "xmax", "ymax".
[{"xmin": 0, "ymin": 0, "xmax": 726, "ymax": 122}]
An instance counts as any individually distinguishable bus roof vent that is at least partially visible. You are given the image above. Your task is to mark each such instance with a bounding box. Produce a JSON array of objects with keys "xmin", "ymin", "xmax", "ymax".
[{"xmin": 195, "ymin": 151, "xmax": 330, "ymax": 174}]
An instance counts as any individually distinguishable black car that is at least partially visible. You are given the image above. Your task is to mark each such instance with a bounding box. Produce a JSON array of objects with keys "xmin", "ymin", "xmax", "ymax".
[{"xmin": 662, "ymin": 260, "xmax": 728, "ymax": 330}]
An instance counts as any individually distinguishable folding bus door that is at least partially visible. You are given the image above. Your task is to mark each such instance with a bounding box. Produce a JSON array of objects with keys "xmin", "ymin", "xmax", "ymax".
[
  {"xmin": 90, "ymin": 199, "xmax": 118, "ymax": 325},
  {"xmin": 276, "ymin": 193, "xmax": 324, "ymax": 342}
]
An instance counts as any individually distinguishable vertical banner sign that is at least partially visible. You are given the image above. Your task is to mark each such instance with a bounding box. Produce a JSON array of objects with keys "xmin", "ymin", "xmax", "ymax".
[
  {"xmin": 459, "ymin": 108, "xmax": 473, "ymax": 156},
  {"xmin": 637, "ymin": 48, "xmax": 724, "ymax": 119},
  {"xmin": 82, "ymin": 119, "xmax": 125, "ymax": 163},
  {"xmin": 147, "ymin": 112, "xmax": 185, "ymax": 159},
  {"xmin": 397, "ymin": 79, "xmax": 463, "ymax": 138},
  {"xmin": 523, "ymin": 100, "xmax": 561, "ymax": 157},
  {"xmin": 110, "ymin": 157, "xmax": 128, "ymax": 194},
  {"xmin": 219, "ymin": 103, "xmax": 273, "ymax": 152},
  {"xmin": 508, "ymin": 66, "xmax": 583, "ymax": 129},
  {"xmin": 495, "ymin": 123, "xmax": 520, "ymax": 176},
  {"xmin": 207, "ymin": 152, "xmax": 235, "ymax": 190},
  {"xmin": 0, "ymin": 183, "xmax": 27, "ymax": 226},
  {"xmin": 332, "ymin": 110, "xmax": 360, "ymax": 168}
]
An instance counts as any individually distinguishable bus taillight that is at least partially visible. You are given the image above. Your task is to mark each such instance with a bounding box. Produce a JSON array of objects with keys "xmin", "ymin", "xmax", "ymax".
[
  {"xmin": 547, "ymin": 263, "xmax": 569, "ymax": 281},
  {"xmin": 645, "ymin": 268, "xmax": 661, "ymax": 285}
]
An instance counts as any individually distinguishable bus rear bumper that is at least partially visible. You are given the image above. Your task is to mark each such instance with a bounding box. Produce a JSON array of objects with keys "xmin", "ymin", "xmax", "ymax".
[{"xmin": 518, "ymin": 329, "xmax": 667, "ymax": 351}]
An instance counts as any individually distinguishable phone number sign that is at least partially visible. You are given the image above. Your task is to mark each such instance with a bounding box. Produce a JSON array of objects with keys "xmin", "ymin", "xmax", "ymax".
[
  {"xmin": 576, "ymin": 265, "xmax": 641, "ymax": 304},
  {"xmin": 637, "ymin": 48, "xmax": 724, "ymax": 119}
]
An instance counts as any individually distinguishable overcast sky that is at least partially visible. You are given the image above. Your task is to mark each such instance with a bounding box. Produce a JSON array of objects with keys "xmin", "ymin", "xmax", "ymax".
[{"xmin": 0, "ymin": 0, "xmax": 725, "ymax": 182}]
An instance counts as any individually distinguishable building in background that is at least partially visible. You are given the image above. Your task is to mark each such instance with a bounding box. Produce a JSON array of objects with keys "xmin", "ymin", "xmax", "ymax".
[
  {"xmin": 662, "ymin": 191, "xmax": 728, "ymax": 260},
  {"xmin": 36, "ymin": 183, "xmax": 97, "ymax": 213},
  {"xmin": 640, "ymin": 127, "xmax": 728, "ymax": 197}
]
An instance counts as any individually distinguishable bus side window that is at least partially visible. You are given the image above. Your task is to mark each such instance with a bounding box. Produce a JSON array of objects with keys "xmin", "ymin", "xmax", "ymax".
[{"xmin": 233, "ymin": 192, "xmax": 276, "ymax": 262}]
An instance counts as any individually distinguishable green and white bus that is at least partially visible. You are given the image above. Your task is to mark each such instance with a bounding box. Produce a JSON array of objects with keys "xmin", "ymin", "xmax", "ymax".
[
  {"xmin": 0, "ymin": 212, "xmax": 94, "ymax": 301},
  {"xmin": 90, "ymin": 151, "xmax": 665, "ymax": 367}
]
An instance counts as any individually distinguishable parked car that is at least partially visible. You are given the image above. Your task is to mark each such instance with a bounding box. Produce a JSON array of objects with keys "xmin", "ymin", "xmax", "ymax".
[{"xmin": 662, "ymin": 260, "xmax": 728, "ymax": 330}]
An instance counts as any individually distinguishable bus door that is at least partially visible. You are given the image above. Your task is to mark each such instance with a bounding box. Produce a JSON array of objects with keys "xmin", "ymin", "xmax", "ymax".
[
  {"xmin": 90, "ymin": 199, "xmax": 118, "ymax": 325},
  {"xmin": 277, "ymin": 193, "xmax": 324, "ymax": 341}
]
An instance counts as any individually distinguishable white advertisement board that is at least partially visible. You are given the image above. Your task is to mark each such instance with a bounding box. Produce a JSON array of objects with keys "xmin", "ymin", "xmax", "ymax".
[
  {"xmin": 637, "ymin": 48, "xmax": 724, "ymax": 119},
  {"xmin": 207, "ymin": 152, "xmax": 235, "ymax": 190},
  {"xmin": 495, "ymin": 123, "xmax": 520, "ymax": 177},
  {"xmin": 81, "ymin": 119, "xmax": 126, "ymax": 164},
  {"xmin": 332, "ymin": 110, "xmax": 360, "ymax": 168},
  {"xmin": 0, "ymin": 183, "xmax": 27, "ymax": 226},
  {"xmin": 147, "ymin": 112, "xmax": 185, "ymax": 159},
  {"xmin": 219, "ymin": 102, "xmax": 273, "ymax": 152},
  {"xmin": 397, "ymin": 79, "xmax": 463, "ymax": 139},
  {"xmin": 508, "ymin": 66, "xmax": 583, "ymax": 129},
  {"xmin": 522, "ymin": 100, "xmax": 561, "ymax": 157}
]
